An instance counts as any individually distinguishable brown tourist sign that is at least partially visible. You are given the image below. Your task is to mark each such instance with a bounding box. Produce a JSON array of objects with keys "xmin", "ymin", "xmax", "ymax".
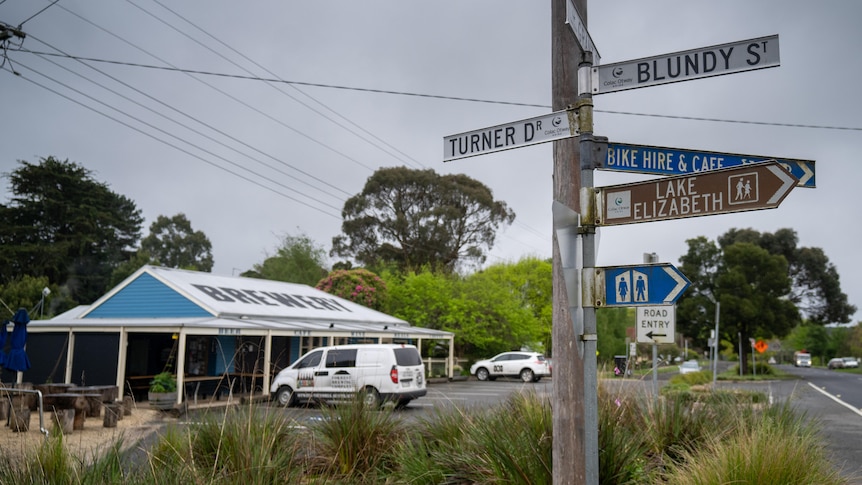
[{"xmin": 588, "ymin": 161, "xmax": 797, "ymax": 226}]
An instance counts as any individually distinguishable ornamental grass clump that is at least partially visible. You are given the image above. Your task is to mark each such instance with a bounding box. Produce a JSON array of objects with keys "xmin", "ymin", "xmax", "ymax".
[
  {"xmin": 145, "ymin": 406, "xmax": 304, "ymax": 483},
  {"xmin": 664, "ymin": 403, "xmax": 848, "ymax": 485}
]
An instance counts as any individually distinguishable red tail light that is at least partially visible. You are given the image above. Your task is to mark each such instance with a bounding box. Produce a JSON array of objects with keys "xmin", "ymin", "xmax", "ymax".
[{"xmin": 390, "ymin": 366, "xmax": 399, "ymax": 384}]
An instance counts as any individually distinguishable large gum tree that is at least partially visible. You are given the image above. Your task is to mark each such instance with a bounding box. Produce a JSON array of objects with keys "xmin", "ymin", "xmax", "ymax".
[{"xmin": 331, "ymin": 167, "xmax": 515, "ymax": 273}]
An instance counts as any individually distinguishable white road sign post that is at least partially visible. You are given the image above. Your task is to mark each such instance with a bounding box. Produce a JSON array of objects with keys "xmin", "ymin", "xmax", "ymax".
[
  {"xmin": 593, "ymin": 35, "xmax": 779, "ymax": 95},
  {"xmin": 636, "ymin": 305, "xmax": 675, "ymax": 344},
  {"xmin": 443, "ymin": 109, "xmax": 578, "ymax": 162}
]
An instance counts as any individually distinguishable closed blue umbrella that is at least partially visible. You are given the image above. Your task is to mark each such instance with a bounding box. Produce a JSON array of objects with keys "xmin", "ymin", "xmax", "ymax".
[
  {"xmin": 6, "ymin": 308, "xmax": 30, "ymax": 372},
  {"xmin": 0, "ymin": 319, "xmax": 7, "ymax": 367}
]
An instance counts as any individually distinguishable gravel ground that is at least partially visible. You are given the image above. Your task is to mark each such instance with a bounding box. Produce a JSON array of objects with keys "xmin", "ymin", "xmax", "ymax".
[{"xmin": 0, "ymin": 402, "xmax": 168, "ymax": 464}]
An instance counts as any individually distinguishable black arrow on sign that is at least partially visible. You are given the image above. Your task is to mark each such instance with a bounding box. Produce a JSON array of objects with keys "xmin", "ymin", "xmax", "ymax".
[{"xmin": 646, "ymin": 331, "xmax": 667, "ymax": 340}]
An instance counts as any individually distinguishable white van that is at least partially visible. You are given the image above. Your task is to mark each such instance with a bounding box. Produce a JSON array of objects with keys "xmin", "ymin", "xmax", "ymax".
[{"xmin": 270, "ymin": 344, "xmax": 427, "ymax": 408}]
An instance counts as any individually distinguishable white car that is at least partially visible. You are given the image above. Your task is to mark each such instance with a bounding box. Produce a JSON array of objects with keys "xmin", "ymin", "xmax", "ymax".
[
  {"xmin": 678, "ymin": 360, "xmax": 702, "ymax": 374},
  {"xmin": 470, "ymin": 351, "xmax": 551, "ymax": 383}
]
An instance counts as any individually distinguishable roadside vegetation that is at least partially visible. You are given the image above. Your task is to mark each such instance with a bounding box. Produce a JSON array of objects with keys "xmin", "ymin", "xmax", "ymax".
[{"xmin": 0, "ymin": 380, "xmax": 849, "ymax": 485}]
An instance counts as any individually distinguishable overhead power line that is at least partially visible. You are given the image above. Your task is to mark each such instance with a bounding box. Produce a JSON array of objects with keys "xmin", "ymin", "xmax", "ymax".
[{"xmin": 12, "ymin": 48, "xmax": 862, "ymax": 133}]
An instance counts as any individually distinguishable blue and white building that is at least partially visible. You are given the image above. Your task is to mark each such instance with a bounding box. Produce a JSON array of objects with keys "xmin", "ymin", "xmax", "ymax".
[{"xmin": 24, "ymin": 265, "xmax": 454, "ymax": 406}]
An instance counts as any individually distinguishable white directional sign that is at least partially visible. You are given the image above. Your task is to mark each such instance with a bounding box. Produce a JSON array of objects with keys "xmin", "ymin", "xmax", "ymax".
[
  {"xmin": 565, "ymin": 0, "xmax": 600, "ymax": 62},
  {"xmin": 593, "ymin": 35, "xmax": 779, "ymax": 94},
  {"xmin": 636, "ymin": 306, "xmax": 675, "ymax": 344},
  {"xmin": 443, "ymin": 109, "xmax": 578, "ymax": 162}
]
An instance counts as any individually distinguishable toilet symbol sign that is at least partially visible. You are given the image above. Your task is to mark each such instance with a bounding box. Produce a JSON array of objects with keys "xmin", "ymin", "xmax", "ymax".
[
  {"xmin": 592, "ymin": 263, "xmax": 690, "ymax": 308},
  {"xmin": 614, "ymin": 270, "xmax": 650, "ymax": 304}
]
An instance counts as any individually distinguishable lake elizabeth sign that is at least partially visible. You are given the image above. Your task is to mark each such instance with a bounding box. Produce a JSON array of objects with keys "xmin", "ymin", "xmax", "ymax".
[{"xmin": 590, "ymin": 161, "xmax": 797, "ymax": 226}]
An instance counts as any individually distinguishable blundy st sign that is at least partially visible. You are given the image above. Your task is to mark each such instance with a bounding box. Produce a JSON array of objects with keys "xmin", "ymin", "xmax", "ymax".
[
  {"xmin": 589, "ymin": 263, "xmax": 690, "ymax": 308},
  {"xmin": 590, "ymin": 161, "xmax": 797, "ymax": 226},
  {"xmin": 443, "ymin": 109, "xmax": 578, "ymax": 162},
  {"xmin": 636, "ymin": 306, "xmax": 675, "ymax": 344},
  {"xmin": 603, "ymin": 142, "xmax": 815, "ymax": 188},
  {"xmin": 593, "ymin": 35, "xmax": 779, "ymax": 95}
]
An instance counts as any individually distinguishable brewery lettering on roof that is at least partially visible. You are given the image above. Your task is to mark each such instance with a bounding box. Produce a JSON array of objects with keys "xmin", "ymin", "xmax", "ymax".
[{"xmin": 192, "ymin": 284, "xmax": 353, "ymax": 313}]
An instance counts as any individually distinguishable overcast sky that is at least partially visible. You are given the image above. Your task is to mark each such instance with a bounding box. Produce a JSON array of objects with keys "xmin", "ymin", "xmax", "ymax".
[{"xmin": 1, "ymin": 1, "xmax": 859, "ymax": 323}]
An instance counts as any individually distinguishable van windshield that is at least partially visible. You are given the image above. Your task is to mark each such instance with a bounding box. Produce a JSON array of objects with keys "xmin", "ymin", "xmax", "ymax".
[{"xmin": 394, "ymin": 347, "xmax": 422, "ymax": 366}]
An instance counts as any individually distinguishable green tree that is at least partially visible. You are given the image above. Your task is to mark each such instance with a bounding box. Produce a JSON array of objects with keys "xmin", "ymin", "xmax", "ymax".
[
  {"xmin": 788, "ymin": 323, "xmax": 829, "ymax": 365},
  {"xmin": 596, "ymin": 307, "xmax": 632, "ymax": 364},
  {"xmin": 108, "ymin": 249, "xmax": 154, "ymax": 288},
  {"xmin": 244, "ymin": 233, "xmax": 328, "ymax": 286},
  {"xmin": 316, "ymin": 268, "xmax": 388, "ymax": 311},
  {"xmin": 719, "ymin": 228, "xmax": 855, "ymax": 324},
  {"xmin": 140, "ymin": 213, "xmax": 213, "ymax": 272},
  {"xmin": 331, "ymin": 167, "xmax": 515, "ymax": 273},
  {"xmin": 678, "ymin": 237, "xmax": 800, "ymax": 375},
  {"xmin": 385, "ymin": 259, "xmax": 548, "ymax": 358},
  {"xmin": 0, "ymin": 275, "xmax": 66, "ymax": 319},
  {"xmin": 0, "ymin": 157, "xmax": 143, "ymax": 305}
]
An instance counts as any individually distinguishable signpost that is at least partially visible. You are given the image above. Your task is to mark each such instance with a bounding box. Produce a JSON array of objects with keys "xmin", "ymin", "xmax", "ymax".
[
  {"xmin": 443, "ymin": 109, "xmax": 578, "ymax": 162},
  {"xmin": 565, "ymin": 0, "xmax": 600, "ymax": 62},
  {"xmin": 592, "ymin": 35, "xmax": 779, "ymax": 95},
  {"xmin": 636, "ymin": 306, "xmax": 675, "ymax": 344},
  {"xmin": 603, "ymin": 142, "xmax": 815, "ymax": 188},
  {"xmin": 589, "ymin": 161, "xmax": 797, "ymax": 226},
  {"xmin": 589, "ymin": 263, "xmax": 690, "ymax": 308}
]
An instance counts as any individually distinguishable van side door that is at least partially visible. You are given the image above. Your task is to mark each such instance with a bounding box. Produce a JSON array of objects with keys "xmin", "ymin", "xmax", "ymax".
[
  {"xmin": 324, "ymin": 347, "xmax": 359, "ymax": 397},
  {"xmin": 294, "ymin": 349, "xmax": 324, "ymax": 394}
]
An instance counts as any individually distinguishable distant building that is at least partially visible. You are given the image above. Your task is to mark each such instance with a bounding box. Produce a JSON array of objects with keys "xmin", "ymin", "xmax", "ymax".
[{"xmin": 20, "ymin": 265, "xmax": 454, "ymax": 405}]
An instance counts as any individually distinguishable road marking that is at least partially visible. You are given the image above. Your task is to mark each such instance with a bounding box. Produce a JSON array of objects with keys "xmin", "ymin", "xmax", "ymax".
[{"xmin": 807, "ymin": 382, "xmax": 862, "ymax": 417}]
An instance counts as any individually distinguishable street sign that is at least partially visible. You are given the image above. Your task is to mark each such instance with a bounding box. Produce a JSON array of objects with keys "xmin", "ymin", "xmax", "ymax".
[
  {"xmin": 593, "ymin": 35, "xmax": 779, "ymax": 94},
  {"xmin": 603, "ymin": 142, "xmax": 815, "ymax": 188},
  {"xmin": 590, "ymin": 161, "xmax": 797, "ymax": 226},
  {"xmin": 636, "ymin": 306, "xmax": 675, "ymax": 344},
  {"xmin": 591, "ymin": 263, "xmax": 690, "ymax": 307},
  {"xmin": 754, "ymin": 339, "xmax": 768, "ymax": 353},
  {"xmin": 443, "ymin": 109, "xmax": 578, "ymax": 162},
  {"xmin": 565, "ymin": 0, "xmax": 600, "ymax": 62}
]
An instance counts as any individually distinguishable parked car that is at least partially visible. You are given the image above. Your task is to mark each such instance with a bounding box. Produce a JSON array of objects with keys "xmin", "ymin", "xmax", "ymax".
[
  {"xmin": 678, "ymin": 359, "xmax": 702, "ymax": 374},
  {"xmin": 270, "ymin": 344, "xmax": 426, "ymax": 408},
  {"xmin": 470, "ymin": 351, "xmax": 551, "ymax": 382},
  {"xmin": 827, "ymin": 358, "xmax": 845, "ymax": 370},
  {"xmin": 842, "ymin": 357, "xmax": 859, "ymax": 368}
]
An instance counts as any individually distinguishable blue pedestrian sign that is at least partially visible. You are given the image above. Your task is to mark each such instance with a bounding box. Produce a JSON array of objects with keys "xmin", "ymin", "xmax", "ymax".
[
  {"xmin": 602, "ymin": 142, "xmax": 815, "ymax": 188},
  {"xmin": 597, "ymin": 263, "xmax": 690, "ymax": 307}
]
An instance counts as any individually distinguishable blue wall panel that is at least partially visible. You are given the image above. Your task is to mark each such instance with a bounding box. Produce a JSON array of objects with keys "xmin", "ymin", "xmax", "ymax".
[{"xmin": 86, "ymin": 273, "xmax": 211, "ymax": 318}]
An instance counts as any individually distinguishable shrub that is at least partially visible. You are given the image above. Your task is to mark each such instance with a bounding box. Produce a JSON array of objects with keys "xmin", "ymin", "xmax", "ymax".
[
  {"xmin": 148, "ymin": 372, "xmax": 177, "ymax": 393},
  {"xmin": 664, "ymin": 403, "xmax": 846, "ymax": 485}
]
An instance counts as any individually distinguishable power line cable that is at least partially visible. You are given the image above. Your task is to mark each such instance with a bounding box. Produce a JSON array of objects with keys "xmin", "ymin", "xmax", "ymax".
[
  {"xmin": 138, "ymin": 0, "xmax": 425, "ymax": 170},
  {"xmin": 16, "ymin": 0, "xmax": 59, "ymax": 27},
  {"xmin": 14, "ymin": 48, "xmax": 862, "ymax": 133},
  {"xmin": 3, "ymin": 60, "xmax": 342, "ymax": 219},
  {"xmin": 49, "ymin": 3, "xmax": 377, "ymax": 173},
  {"xmin": 27, "ymin": 33, "xmax": 351, "ymax": 205},
  {"xmin": 9, "ymin": 6, "xmax": 551, "ymax": 256}
]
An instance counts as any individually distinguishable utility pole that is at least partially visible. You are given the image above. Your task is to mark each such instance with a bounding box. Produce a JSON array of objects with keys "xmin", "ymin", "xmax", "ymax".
[{"xmin": 552, "ymin": 0, "xmax": 587, "ymax": 482}]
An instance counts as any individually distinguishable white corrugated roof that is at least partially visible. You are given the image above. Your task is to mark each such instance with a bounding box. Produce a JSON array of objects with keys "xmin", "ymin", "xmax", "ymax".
[
  {"xmin": 91, "ymin": 265, "xmax": 408, "ymax": 325},
  {"xmin": 33, "ymin": 266, "xmax": 452, "ymax": 338}
]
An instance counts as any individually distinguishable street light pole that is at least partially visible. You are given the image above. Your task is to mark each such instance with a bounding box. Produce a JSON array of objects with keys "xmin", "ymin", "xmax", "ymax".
[{"xmin": 712, "ymin": 301, "xmax": 719, "ymax": 385}]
